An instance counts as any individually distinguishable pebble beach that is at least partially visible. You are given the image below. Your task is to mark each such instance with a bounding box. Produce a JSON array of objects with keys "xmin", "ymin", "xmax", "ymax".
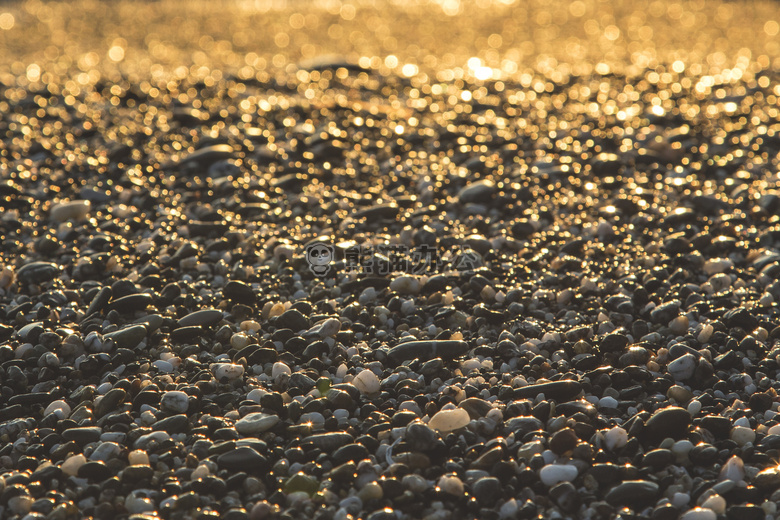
[{"xmin": 2, "ymin": 0, "xmax": 780, "ymax": 519}]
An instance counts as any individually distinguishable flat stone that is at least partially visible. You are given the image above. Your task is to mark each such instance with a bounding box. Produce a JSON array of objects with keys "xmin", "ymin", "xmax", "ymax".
[
  {"xmin": 217, "ymin": 446, "xmax": 267, "ymax": 471},
  {"xmin": 104, "ymin": 325, "xmax": 147, "ymax": 349},
  {"xmin": 458, "ymin": 397, "xmax": 493, "ymax": 419},
  {"xmin": 428, "ymin": 408, "xmax": 470, "ymax": 433},
  {"xmin": 50, "ymin": 200, "xmax": 91, "ymax": 222},
  {"xmin": 177, "ymin": 309, "xmax": 222, "ymax": 327},
  {"xmin": 85, "ymin": 286, "xmax": 112, "ymax": 316},
  {"xmin": 643, "ymin": 407, "xmax": 691, "ymax": 444},
  {"xmin": 276, "ymin": 309, "xmax": 309, "ymax": 331},
  {"xmin": 235, "ymin": 412, "xmax": 279, "ymax": 435},
  {"xmin": 505, "ymin": 416, "xmax": 544, "ymax": 436},
  {"xmin": 605, "ymin": 480, "xmax": 659, "ymax": 506},
  {"xmin": 386, "ymin": 340, "xmax": 469, "ymax": 365},
  {"xmin": 152, "ymin": 414, "xmax": 190, "ymax": 433},
  {"xmin": 458, "ymin": 180, "xmax": 495, "ymax": 204},
  {"xmin": 16, "ymin": 262, "xmax": 59, "ymax": 284},
  {"xmin": 223, "ymin": 280, "xmax": 256, "ymax": 304},
  {"xmin": 304, "ymin": 432, "xmax": 354, "ymax": 451},
  {"xmin": 62, "ymin": 426, "xmax": 102, "ymax": 444},
  {"xmin": 513, "ymin": 380, "xmax": 583, "ymax": 402},
  {"xmin": 95, "ymin": 388, "xmax": 127, "ymax": 417},
  {"xmin": 108, "ymin": 293, "xmax": 153, "ymax": 313}
]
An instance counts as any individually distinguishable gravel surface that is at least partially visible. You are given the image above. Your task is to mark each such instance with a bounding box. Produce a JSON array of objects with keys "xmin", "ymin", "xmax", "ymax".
[{"xmin": 1, "ymin": 1, "xmax": 780, "ymax": 519}]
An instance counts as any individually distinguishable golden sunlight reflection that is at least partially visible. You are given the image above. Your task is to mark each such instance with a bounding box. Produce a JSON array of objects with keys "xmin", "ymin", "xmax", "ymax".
[{"xmin": 0, "ymin": 0, "xmax": 777, "ymax": 88}]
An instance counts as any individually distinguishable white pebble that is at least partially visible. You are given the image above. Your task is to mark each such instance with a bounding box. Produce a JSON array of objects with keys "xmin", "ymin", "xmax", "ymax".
[
  {"xmin": 680, "ymin": 507, "xmax": 716, "ymax": 520},
  {"xmin": 311, "ymin": 318, "xmax": 341, "ymax": 338},
  {"xmin": 605, "ymin": 426, "xmax": 628, "ymax": 451},
  {"xmin": 61, "ymin": 453, "xmax": 86, "ymax": 476},
  {"xmin": 703, "ymin": 258, "xmax": 733, "ymax": 275},
  {"xmin": 428, "ymin": 408, "xmax": 470, "ymax": 433},
  {"xmin": 211, "ymin": 362, "xmax": 244, "ymax": 381},
  {"xmin": 236, "ymin": 412, "xmax": 280, "ymax": 435},
  {"xmin": 152, "ymin": 360, "xmax": 174, "ymax": 373},
  {"xmin": 44, "ymin": 400, "xmax": 71, "ymax": 419},
  {"xmin": 730, "ymin": 426, "xmax": 755, "ymax": 446},
  {"xmin": 231, "ymin": 333, "xmax": 251, "ymax": 350},
  {"xmin": 247, "ymin": 388, "xmax": 267, "ymax": 403},
  {"xmin": 697, "ymin": 324, "xmax": 713, "ymax": 343},
  {"xmin": 672, "ymin": 440, "xmax": 693, "ymax": 462},
  {"xmin": 50, "ymin": 200, "xmax": 91, "ymax": 222},
  {"xmin": 191, "ymin": 464, "xmax": 210, "ymax": 479},
  {"xmin": 707, "ymin": 273, "xmax": 731, "ymax": 293},
  {"xmin": 719, "ymin": 455, "xmax": 745, "ymax": 481},
  {"xmin": 436, "ymin": 474, "xmax": 464, "ymax": 495},
  {"xmin": 461, "ymin": 359, "xmax": 481, "ymax": 372},
  {"xmin": 389, "ymin": 275, "xmax": 421, "ymax": 295},
  {"xmin": 701, "ymin": 494, "xmax": 726, "ymax": 514},
  {"xmin": 687, "ymin": 400, "xmax": 702, "ymax": 417},
  {"xmin": 539, "ymin": 464, "xmax": 578, "ymax": 486},
  {"xmin": 300, "ymin": 412, "xmax": 325, "ymax": 426},
  {"xmin": 128, "ymin": 450, "xmax": 149, "ymax": 465},
  {"xmin": 272, "ymin": 362, "xmax": 292, "ymax": 380},
  {"xmin": 352, "ymin": 369, "xmax": 380, "ymax": 395}
]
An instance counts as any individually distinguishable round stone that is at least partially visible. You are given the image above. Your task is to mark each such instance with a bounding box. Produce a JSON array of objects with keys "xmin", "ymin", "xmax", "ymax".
[{"xmin": 160, "ymin": 390, "xmax": 189, "ymax": 414}]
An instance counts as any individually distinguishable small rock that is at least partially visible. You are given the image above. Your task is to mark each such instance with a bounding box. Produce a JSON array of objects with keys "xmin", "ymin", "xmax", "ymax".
[
  {"xmin": 668, "ymin": 353, "xmax": 696, "ymax": 380},
  {"xmin": 160, "ymin": 391, "xmax": 189, "ymax": 414},
  {"xmin": 539, "ymin": 464, "xmax": 578, "ymax": 486},
  {"xmin": 61, "ymin": 453, "xmax": 87, "ymax": 476},
  {"xmin": 730, "ymin": 426, "xmax": 756, "ymax": 446},
  {"xmin": 104, "ymin": 325, "xmax": 147, "ymax": 349},
  {"xmin": 643, "ymin": 407, "xmax": 690, "ymax": 444},
  {"xmin": 236, "ymin": 412, "xmax": 280, "ymax": 435},
  {"xmin": 680, "ymin": 508, "xmax": 716, "ymax": 520},
  {"xmin": 437, "ymin": 474, "xmax": 464, "ymax": 495},
  {"xmin": 212, "ymin": 363, "xmax": 245, "ymax": 381},
  {"xmin": 50, "ymin": 200, "xmax": 90, "ymax": 222},
  {"xmin": 177, "ymin": 309, "xmax": 223, "ymax": 327},
  {"xmin": 605, "ymin": 426, "xmax": 628, "ymax": 451},
  {"xmin": 389, "ymin": 275, "xmax": 421, "ymax": 295},
  {"xmin": 605, "ymin": 480, "xmax": 659, "ymax": 506},
  {"xmin": 217, "ymin": 446, "xmax": 267, "ymax": 471},
  {"xmin": 352, "ymin": 369, "xmax": 381, "ymax": 395},
  {"xmin": 428, "ymin": 408, "xmax": 470, "ymax": 433},
  {"xmin": 549, "ymin": 428, "xmax": 578, "ymax": 455},
  {"xmin": 458, "ymin": 180, "xmax": 495, "ymax": 204}
]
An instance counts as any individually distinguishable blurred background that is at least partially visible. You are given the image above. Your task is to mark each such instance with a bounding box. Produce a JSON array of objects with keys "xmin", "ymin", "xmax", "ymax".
[{"xmin": 0, "ymin": 0, "xmax": 777, "ymax": 86}]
